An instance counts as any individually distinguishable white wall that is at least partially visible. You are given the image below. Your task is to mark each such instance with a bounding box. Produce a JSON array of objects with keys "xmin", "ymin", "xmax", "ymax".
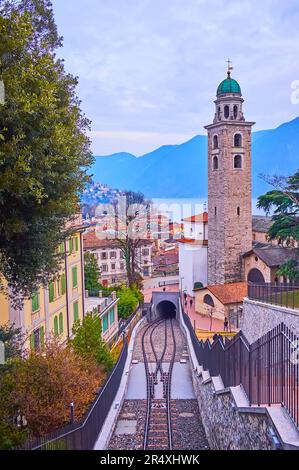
[
  {"xmin": 179, "ymin": 243, "xmax": 208, "ymax": 297},
  {"xmin": 184, "ymin": 221, "xmax": 208, "ymax": 241}
]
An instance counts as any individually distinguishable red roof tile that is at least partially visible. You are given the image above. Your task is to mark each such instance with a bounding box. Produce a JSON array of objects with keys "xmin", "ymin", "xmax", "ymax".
[
  {"xmin": 182, "ymin": 212, "xmax": 208, "ymax": 223},
  {"xmin": 206, "ymin": 282, "xmax": 248, "ymax": 305}
]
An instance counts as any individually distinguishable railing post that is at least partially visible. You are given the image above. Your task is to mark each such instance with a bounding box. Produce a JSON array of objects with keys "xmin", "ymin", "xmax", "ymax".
[
  {"xmin": 257, "ymin": 337, "xmax": 261, "ymax": 406},
  {"xmin": 248, "ymin": 346, "xmax": 252, "ymax": 406},
  {"xmin": 281, "ymin": 324, "xmax": 284, "ymax": 406},
  {"xmin": 267, "ymin": 331, "xmax": 271, "ymax": 407}
]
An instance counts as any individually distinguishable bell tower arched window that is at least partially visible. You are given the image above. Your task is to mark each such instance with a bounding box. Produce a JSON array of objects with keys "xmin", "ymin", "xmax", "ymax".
[
  {"xmin": 224, "ymin": 105, "xmax": 229, "ymax": 119},
  {"xmin": 213, "ymin": 135, "xmax": 218, "ymax": 149},
  {"xmin": 234, "ymin": 133, "xmax": 242, "ymax": 147},
  {"xmin": 234, "ymin": 155, "xmax": 242, "ymax": 169},
  {"xmin": 213, "ymin": 156, "xmax": 219, "ymax": 170},
  {"xmin": 233, "ymin": 105, "xmax": 238, "ymax": 119},
  {"xmin": 218, "ymin": 106, "xmax": 221, "ymax": 120}
]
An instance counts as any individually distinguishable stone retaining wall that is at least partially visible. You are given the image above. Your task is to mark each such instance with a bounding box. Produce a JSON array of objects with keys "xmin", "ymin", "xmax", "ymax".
[
  {"xmin": 240, "ymin": 298, "xmax": 299, "ymax": 343},
  {"xmin": 192, "ymin": 375, "xmax": 275, "ymax": 450}
]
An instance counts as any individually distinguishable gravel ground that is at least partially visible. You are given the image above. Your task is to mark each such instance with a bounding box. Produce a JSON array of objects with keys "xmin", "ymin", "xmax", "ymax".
[
  {"xmin": 171, "ymin": 399, "xmax": 209, "ymax": 450},
  {"xmin": 108, "ymin": 400, "xmax": 146, "ymax": 450},
  {"xmin": 108, "ymin": 399, "xmax": 209, "ymax": 450}
]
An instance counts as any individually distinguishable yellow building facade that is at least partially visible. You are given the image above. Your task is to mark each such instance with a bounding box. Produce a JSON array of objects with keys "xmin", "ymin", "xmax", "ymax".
[{"xmin": 0, "ymin": 227, "xmax": 85, "ymax": 351}]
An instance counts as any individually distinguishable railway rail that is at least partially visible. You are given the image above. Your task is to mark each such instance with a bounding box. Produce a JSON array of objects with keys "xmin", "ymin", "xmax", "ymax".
[{"xmin": 142, "ymin": 318, "xmax": 177, "ymax": 450}]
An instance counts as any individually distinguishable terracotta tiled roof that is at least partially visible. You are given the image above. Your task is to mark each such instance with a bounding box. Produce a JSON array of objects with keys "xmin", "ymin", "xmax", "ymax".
[
  {"xmin": 207, "ymin": 282, "xmax": 247, "ymax": 305},
  {"xmin": 83, "ymin": 230, "xmax": 153, "ymax": 250},
  {"xmin": 182, "ymin": 212, "xmax": 208, "ymax": 223},
  {"xmin": 242, "ymin": 242, "xmax": 299, "ymax": 267},
  {"xmin": 177, "ymin": 238, "xmax": 208, "ymax": 245}
]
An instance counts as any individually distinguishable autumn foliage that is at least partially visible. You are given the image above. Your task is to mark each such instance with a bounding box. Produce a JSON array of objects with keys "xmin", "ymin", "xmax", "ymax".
[{"xmin": 0, "ymin": 339, "xmax": 106, "ymax": 440}]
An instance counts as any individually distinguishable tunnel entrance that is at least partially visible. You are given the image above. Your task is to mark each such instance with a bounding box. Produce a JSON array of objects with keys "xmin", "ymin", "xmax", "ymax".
[{"xmin": 156, "ymin": 300, "xmax": 176, "ymax": 319}]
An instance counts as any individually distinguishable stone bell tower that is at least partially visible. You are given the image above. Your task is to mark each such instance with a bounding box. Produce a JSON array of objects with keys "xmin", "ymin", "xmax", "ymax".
[{"xmin": 205, "ymin": 65, "xmax": 255, "ymax": 285}]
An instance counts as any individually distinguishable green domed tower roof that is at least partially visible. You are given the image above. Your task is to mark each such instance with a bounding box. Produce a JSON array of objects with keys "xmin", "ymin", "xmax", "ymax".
[{"xmin": 217, "ymin": 73, "xmax": 241, "ymax": 96}]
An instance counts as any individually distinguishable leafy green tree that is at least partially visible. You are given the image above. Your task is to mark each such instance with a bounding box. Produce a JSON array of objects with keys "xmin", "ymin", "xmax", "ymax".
[
  {"xmin": 71, "ymin": 313, "xmax": 114, "ymax": 371},
  {"xmin": 0, "ymin": 323, "xmax": 25, "ymax": 369},
  {"xmin": 257, "ymin": 170, "xmax": 299, "ymax": 280},
  {"xmin": 0, "ymin": 0, "xmax": 92, "ymax": 301},
  {"xmin": 117, "ymin": 286, "xmax": 140, "ymax": 319},
  {"xmin": 84, "ymin": 252, "xmax": 101, "ymax": 293}
]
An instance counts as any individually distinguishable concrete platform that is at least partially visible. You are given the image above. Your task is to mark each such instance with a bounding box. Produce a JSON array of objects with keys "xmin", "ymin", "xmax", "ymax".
[{"xmin": 126, "ymin": 361, "xmax": 196, "ymax": 399}]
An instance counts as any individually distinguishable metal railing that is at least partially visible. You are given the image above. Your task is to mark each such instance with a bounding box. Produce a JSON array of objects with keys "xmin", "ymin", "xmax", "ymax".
[
  {"xmin": 248, "ymin": 282, "xmax": 299, "ymax": 310},
  {"xmin": 17, "ymin": 341, "xmax": 128, "ymax": 450},
  {"xmin": 158, "ymin": 279, "xmax": 179, "ymax": 287},
  {"xmin": 182, "ymin": 311, "xmax": 299, "ymax": 429}
]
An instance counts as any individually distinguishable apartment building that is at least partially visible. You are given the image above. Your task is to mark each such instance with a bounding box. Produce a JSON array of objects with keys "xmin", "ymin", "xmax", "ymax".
[
  {"xmin": 83, "ymin": 231, "xmax": 154, "ymax": 287},
  {"xmin": 85, "ymin": 292, "xmax": 119, "ymax": 345},
  {"xmin": 0, "ymin": 218, "xmax": 86, "ymax": 350}
]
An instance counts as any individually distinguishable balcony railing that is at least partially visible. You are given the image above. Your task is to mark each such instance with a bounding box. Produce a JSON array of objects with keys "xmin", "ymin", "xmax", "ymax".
[{"xmin": 248, "ymin": 282, "xmax": 299, "ymax": 310}]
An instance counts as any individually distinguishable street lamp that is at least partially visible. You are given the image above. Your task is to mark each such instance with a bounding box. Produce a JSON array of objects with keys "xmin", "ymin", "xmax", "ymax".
[{"xmin": 70, "ymin": 402, "xmax": 75, "ymax": 424}]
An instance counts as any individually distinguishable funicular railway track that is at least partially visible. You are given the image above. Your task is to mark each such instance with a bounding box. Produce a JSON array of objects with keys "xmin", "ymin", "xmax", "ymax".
[{"xmin": 141, "ymin": 318, "xmax": 177, "ymax": 450}]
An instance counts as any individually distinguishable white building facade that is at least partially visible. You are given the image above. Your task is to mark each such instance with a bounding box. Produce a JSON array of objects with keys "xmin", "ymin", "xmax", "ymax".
[
  {"xmin": 178, "ymin": 213, "xmax": 208, "ymax": 297},
  {"xmin": 83, "ymin": 231, "xmax": 154, "ymax": 287}
]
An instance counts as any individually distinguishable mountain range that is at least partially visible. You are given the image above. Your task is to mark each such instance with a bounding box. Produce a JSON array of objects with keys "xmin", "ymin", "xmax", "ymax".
[{"xmin": 90, "ymin": 116, "xmax": 299, "ymax": 198}]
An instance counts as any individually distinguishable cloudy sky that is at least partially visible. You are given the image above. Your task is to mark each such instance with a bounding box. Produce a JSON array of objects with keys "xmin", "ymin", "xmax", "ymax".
[{"xmin": 52, "ymin": 0, "xmax": 299, "ymax": 155}]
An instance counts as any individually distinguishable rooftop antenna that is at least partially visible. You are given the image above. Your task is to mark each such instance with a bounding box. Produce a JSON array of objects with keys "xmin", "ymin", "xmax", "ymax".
[
  {"xmin": 203, "ymin": 201, "xmax": 207, "ymax": 212},
  {"xmin": 226, "ymin": 58, "xmax": 234, "ymax": 78}
]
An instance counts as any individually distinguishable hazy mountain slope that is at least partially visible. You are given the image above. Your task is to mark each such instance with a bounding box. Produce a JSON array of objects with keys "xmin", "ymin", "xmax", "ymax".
[{"xmin": 90, "ymin": 116, "xmax": 299, "ymax": 198}]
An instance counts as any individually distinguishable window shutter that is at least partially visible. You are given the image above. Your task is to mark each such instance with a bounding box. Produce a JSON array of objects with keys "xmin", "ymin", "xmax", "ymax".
[
  {"xmin": 109, "ymin": 308, "xmax": 115, "ymax": 325},
  {"xmin": 32, "ymin": 291, "xmax": 39, "ymax": 313},
  {"xmin": 61, "ymin": 273, "xmax": 66, "ymax": 295},
  {"xmin": 40, "ymin": 327, "xmax": 45, "ymax": 349},
  {"xmin": 59, "ymin": 312, "xmax": 64, "ymax": 334},
  {"xmin": 54, "ymin": 316, "xmax": 58, "ymax": 336},
  {"xmin": 69, "ymin": 238, "xmax": 73, "ymax": 253},
  {"xmin": 72, "ymin": 266, "xmax": 78, "ymax": 288},
  {"xmin": 102, "ymin": 314, "xmax": 108, "ymax": 332},
  {"xmin": 73, "ymin": 302, "xmax": 79, "ymax": 322},
  {"xmin": 49, "ymin": 282, "xmax": 54, "ymax": 303},
  {"xmin": 75, "ymin": 237, "xmax": 79, "ymax": 252}
]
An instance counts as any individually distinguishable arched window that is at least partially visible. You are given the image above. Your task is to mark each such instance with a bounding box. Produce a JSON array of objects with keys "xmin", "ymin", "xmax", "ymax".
[
  {"xmin": 237, "ymin": 206, "xmax": 240, "ymax": 216},
  {"xmin": 213, "ymin": 135, "xmax": 218, "ymax": 149},
  {"xmin": 247, "ymin": 268, "xmax": 265, "ymax": 284},
  {"xmin": 224, "ymin": 105, "xmax": 229, "ymax": 119},
  {"xmin": 234, "ymin": 133, "xmax": 242, "ymax": 147},
  {"xmin": 218, "ymin": 106, "xmax": 221, "ymax": 119},
  {"xmin": 213, "ymin": 156, "xmax": 219, "ymax": 170},
  {"xmin": 233, "ymin": 105, "xmax": 238, "ymax": 119},
  {"xmin": 204, "ymin": 294, "xmax": 215, "ymax": 307},
  {"xmin": 234, "ymin": 155, "xmax": 242, "ymax": 169}
]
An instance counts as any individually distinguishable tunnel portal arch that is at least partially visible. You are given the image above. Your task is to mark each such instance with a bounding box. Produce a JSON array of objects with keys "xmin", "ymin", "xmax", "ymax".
[
  {"xmin": 156, "ymin": 300, "xmax": 176, "ymax": 319},
  {"xmin": 151, "ymin": 291, "xmax": 179, "ymax": 321}
]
